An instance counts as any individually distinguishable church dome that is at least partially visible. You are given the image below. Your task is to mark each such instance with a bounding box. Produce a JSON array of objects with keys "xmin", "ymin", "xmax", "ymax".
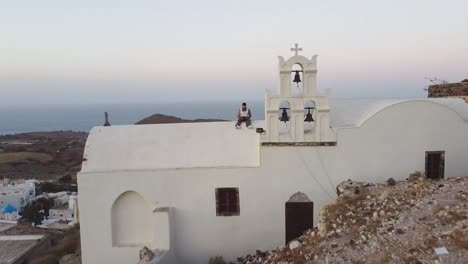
[{"xmin": 2, "ymin": 204, "xmax": 17, "ymax": 214}]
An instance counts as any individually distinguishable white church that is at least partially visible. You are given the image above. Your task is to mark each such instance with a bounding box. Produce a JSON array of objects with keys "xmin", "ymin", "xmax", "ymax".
[{"xmin": 78, "ymin": 45, "xmax": 468, "ymax": 264}]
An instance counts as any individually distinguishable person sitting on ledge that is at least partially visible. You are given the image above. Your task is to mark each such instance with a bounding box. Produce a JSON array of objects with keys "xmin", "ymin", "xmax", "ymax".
[{"xmin": 236, "ymin": 102, "xmax": 252, "ymax": 129}]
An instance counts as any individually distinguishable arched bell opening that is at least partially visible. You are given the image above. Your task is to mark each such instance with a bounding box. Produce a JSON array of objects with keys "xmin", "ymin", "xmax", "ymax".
[
  {"xmin": 291, "ymin": 64, "xmax": 303, "ymax": 96},
  {"xmin": 278, "ymin": 101, "xmax": 291, "ymax": 135},
  {"xmin": 304, "ymin": 100, "xmax": 316, "ymax": 133}
]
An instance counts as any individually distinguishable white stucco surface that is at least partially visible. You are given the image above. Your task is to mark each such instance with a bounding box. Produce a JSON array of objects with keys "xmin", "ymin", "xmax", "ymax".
[
  {"xmin": 82, "ymin": 121, "xmax": 261, "ymax": 172},
  {"xmin": 79, "ymin": 99, "xmax": 468, "ymax": 264}
]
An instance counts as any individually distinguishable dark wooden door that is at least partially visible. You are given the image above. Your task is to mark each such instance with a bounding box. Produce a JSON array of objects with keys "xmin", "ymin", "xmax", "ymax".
[
  {"xmin": 425, "ymin": 151, "xmax": 445, "ymax": 179},
  {"xmin": 285, "ymin": 202, "xmax": 314, "ymax": 243}
]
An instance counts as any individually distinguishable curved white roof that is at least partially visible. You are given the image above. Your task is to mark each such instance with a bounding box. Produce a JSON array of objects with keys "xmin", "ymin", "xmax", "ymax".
[
  {"xmin": 330, "ymin": 98, "xmax": 468, "ymax": 128},
  {"xmin": 81, "ymin": 121, "xmax": 261, "ymax": 173}
]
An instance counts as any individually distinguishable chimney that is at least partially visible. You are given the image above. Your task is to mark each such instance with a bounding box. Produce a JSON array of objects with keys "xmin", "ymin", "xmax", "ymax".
[{"xmin": 104, "ymin": 112, "xmax": 111, "ymax": 126}]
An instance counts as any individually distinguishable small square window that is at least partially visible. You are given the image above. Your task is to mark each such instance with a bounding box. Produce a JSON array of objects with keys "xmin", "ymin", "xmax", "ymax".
[{"xmin": 215, "ymin": 188, "xmax": 239, "ymax": 216}]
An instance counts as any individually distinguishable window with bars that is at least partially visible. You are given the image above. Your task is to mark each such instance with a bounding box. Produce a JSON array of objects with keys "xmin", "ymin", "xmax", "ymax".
[{"xmin": 215, "ymin": 188, "xmax": 239, "ymax": 216}]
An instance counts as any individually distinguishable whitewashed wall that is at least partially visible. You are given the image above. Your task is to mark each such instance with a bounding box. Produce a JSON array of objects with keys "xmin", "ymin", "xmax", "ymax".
[{"xmin": 78, "ymin": 101, "xmax": 468, "ymax": 264}]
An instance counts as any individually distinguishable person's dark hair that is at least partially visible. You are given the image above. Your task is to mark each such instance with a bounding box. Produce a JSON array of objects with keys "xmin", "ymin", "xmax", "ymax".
[{"xmin": 242, "ymin": 102, "xmax": 246, "ymax": 106}]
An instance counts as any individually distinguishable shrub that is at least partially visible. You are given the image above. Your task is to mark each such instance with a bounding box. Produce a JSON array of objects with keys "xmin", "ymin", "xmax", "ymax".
[
  {"xmin": 21, "ymin": 203, "xmax": 44, "ymax": 225},
  {"xmin": 48, "ymin": 232, "xmax": 80, "ymax": 256},
  {"xmin": 208, "ymin": 256, "xmax": 234, "ymax": 264},
  {"xmin": 386, "ymin": 178, "xmax": 396, "ymax": 186},
  {"xmin": 58, "ymin": 174, "xmax": 72, "ymax": 184}
]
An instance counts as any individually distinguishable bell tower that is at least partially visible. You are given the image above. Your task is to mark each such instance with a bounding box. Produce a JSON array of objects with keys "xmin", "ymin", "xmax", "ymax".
[{"xmin": 263, "ymin": 44, "xmax": 336, "ymax": 143}]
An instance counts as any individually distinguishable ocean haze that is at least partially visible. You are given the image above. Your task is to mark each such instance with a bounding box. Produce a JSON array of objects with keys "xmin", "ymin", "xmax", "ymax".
[{"xmin": 0, "ymin": 101, "xmax": 264, "ymax": 135}]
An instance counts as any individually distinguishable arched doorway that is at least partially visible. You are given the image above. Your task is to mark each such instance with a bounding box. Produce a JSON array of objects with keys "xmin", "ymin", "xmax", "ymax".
[{"xmin": 285, "ymin": 192, "xmax": 314, "ymax": 243}]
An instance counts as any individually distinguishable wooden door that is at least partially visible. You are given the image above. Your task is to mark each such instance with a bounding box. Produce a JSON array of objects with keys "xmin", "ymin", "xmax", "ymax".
[
  {"xmin": 285, "ymin": 202, "xmax": 314, "ymax": 243},
  {"xmin": 425, "ymin": 151, "xmax": 445, "ymax": 179}
]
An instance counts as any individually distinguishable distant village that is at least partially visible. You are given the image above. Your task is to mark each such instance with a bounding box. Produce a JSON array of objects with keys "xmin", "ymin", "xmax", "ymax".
[
  {"xmin": 0, "ymin": 177, "xmax": 79, "ymax": 264},
  {"xmin": 0, "ymin": 131, "xmax": 83, "ymax": 264},
  {"xmin": 0, "ymin": 178, "xmax": 78, "ymax": 225}
]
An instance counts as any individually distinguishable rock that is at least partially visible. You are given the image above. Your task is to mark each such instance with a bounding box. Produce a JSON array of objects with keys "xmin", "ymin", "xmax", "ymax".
[
  {"xmin": 336, "ymin": 180, "xmax": 367, "ymax": 198},
  {"xmin": 437, "ymin": 210, "xmax": 446, "ymax": 217},
  {"xmin": 395, "ymin": 228, "xmax": 405, "ymax": 235},
  {"xmin": 59, "ymin": 254, "xmax": 80, "ymax": 264},
  {"xmin": 289, "ymin": 240, "xmax": 301, "ymax": 250},
  {"xmin": 379, "ymin": 191, "xmax": 389, "ymax": 201},
  {"xmin": 373, "ymin": 211, "xmax": 379, "ymax": 220},
  {"xmin": 138, "ymin": 247, "xmax": 157, "ymax": 264},
  {"xmin": 408, "ymin": 171, "xmax": 424, "ymax": 182}
]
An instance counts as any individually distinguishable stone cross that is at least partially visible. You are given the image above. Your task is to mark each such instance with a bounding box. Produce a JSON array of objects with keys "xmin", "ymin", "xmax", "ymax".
[{"xmin": 290, "ymin": 43, "xmax": 302, "ymax": 56}]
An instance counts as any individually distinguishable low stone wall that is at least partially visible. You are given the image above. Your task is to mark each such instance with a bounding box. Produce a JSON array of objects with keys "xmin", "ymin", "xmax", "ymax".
[{"xmin": 428, "ymin": 82, "xmax": 468, "ymax": 100}]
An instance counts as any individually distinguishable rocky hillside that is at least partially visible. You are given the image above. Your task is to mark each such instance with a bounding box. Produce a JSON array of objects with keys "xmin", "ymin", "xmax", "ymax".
[
  {"xmin": 239, "ymin": 175, "xmax": 468, "ymax": 264},
  {"xmin": 135, "ymin": 114, "xmax": 227, "ymax": 124},
  {"xmin": 0, "ymin": 131, "xmax": 87, "ymax": 181}
]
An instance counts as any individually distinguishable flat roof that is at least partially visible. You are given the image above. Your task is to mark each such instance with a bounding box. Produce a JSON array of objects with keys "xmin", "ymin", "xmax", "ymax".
[
  {"xmin": 0, "ymin": 235, "xmax": 46, "ymax": 264},
  {"xmin": 81, "ymin": 121, "xmax": 261, "ymax": 172}
]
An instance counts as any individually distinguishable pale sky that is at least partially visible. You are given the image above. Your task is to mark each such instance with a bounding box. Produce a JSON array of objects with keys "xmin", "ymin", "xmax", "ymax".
[{"xmin": 1, "ymin": 0, "xmax": 467, "ymax": 104}]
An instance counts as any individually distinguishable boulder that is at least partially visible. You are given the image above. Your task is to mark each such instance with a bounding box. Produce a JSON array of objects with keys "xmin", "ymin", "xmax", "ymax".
[
  {"xmin": 138, "ymin": 247, "xmax": 158, "ymax": 264},
  {"xmin": 336, "ymin": 180, "xmax": 367, "ymax": 198},
  {"xmin": 289, "ymin": 240, "xmax": 301, "ymax": 250}
]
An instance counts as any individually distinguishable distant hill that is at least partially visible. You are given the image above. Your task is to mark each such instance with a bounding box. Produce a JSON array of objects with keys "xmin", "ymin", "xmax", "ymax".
[{"xmin": 135, "ymin": 114, "xmax": 228, "ymax": 125}]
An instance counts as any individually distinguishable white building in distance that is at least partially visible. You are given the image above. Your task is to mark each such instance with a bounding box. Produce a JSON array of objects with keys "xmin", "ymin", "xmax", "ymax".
[
  {"xmin": 48, "ymin": 195, "xmax": 79, "ymax": 223},
  {"xmin": 78, "ymin": 45, "xmax": 468, "ymax": 264},
  {"xmin": 0, "ymin": 179, "xmax": 35, "ymax": 214}
]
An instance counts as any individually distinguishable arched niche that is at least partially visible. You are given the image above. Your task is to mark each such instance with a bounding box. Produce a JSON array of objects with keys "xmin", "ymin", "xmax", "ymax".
[
  {"xmin": 278, "ymin": 101, "xmax": 291, "ymax": 135},
  {"xmin": 291, "ymin": 63, "xmax": 303, "ymax": 95},
  {"xmin": 111, "ymin": 191, "xmax": 154, "ymax": 247},
  {"xmin": 304, "ymin": 100, "xmax": 316, "ymax": 133}
]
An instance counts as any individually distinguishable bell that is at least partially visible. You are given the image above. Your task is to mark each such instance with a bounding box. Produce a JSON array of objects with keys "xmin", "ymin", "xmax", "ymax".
[
  {"xmin": 293, "ymin": 70, "xmax": 301, "ymax": 87},
  {"xmin": 279, "ymin": 108, "xmax": 290, "ymax": 123},
  {"xmin": 304, "ymin": 107, "xmax": 314, "ymax": 122}
]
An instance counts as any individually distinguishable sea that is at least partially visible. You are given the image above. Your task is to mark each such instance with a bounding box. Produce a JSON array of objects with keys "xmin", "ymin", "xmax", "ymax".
[{"xmin": 0, "ymin": 101, "xmax": 265, "ymax": 135}]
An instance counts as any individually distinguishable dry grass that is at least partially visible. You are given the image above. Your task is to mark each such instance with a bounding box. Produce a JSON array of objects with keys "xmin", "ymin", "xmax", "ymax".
[
  {"xmin": 30, "ymin": 254, "xmax": 59, "ymax": 264},
  {"xmin": 324, "ymin": 192, "xmax": 367, "ymax": 218},
  {"xmin": 30, "ymin": 229, "xmax": 80, "ymax": 264},
  {"xmin": 48, "ymin": 232, "xmax": 80, "ymax": 256},
  {"xmin": 423, "ymin": 236, "xmax": 439, "ymax": 249},
  {"xmin": 452, "ymin": 229, "xmax": 468, "ymax": 249},
  {"xmin": 367, "ymin": 251, "xmax": 391, "ymax": 264},
  {"xmin": 0, "ymin": 152, "xmax": 52, "ymax": 164}
]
